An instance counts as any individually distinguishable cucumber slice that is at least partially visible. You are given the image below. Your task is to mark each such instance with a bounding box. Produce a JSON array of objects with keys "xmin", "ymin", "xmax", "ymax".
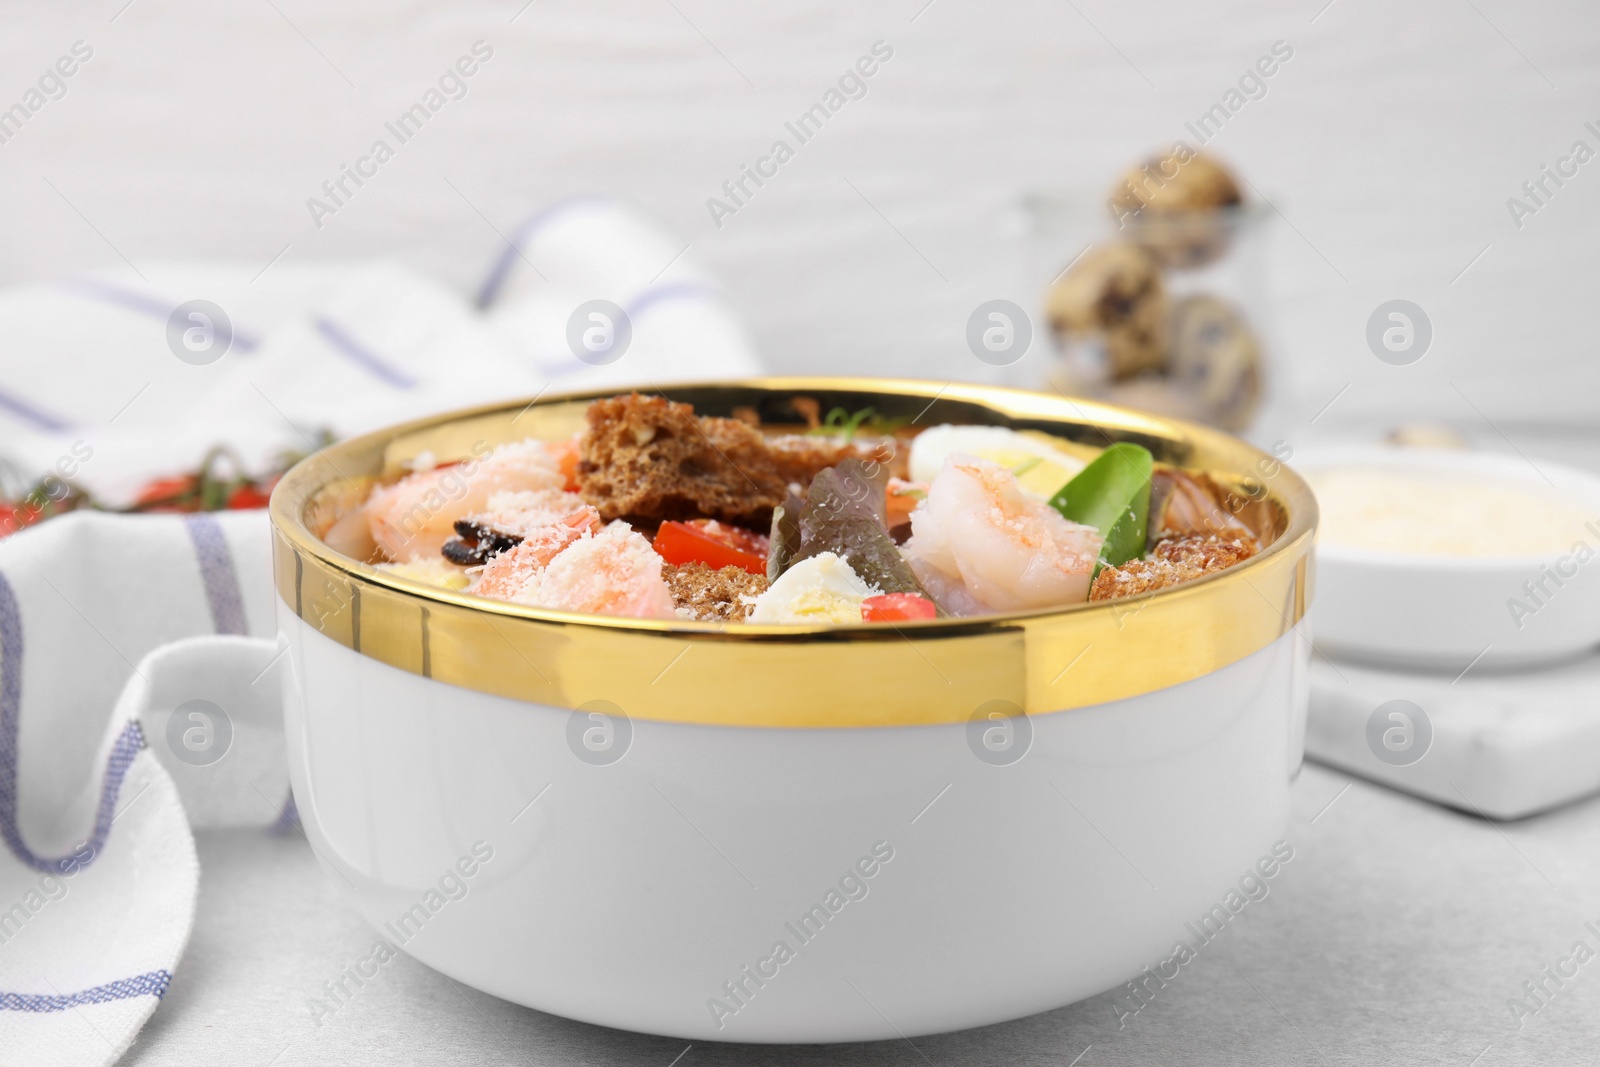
[{"xmin": 1048, "ymin": 442, "xmax": 1153, "ymax": 571}]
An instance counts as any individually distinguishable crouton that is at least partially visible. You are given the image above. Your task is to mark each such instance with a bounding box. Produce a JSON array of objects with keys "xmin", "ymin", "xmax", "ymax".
[
  {"xmin": 664, "ymin": 561, "xmax": 769, "ymax": 622},
  {"xmin": 577, "ymin": 394, "xmax": 789, "ymax": 524},
  {"xmin": 1089, "ymin": 534, "xmax": 1257, "ymax": 601},
  {"xmin": 576, "ymin": 394, "xmax": 904, "ymax": 524}
]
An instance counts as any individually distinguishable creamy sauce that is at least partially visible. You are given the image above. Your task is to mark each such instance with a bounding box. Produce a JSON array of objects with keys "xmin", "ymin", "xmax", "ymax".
[{"xmin": 1308, "ymin": 466, "xmax": 1597, "ymax": 557}]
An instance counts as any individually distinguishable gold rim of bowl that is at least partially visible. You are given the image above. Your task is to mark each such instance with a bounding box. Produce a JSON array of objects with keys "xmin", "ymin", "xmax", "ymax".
[{"xmin": 269, "ymin": 378, "xmax": 1317, "ymax": 728}]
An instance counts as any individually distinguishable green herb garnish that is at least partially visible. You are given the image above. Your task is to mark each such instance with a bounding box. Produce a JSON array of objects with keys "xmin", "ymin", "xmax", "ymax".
[{"xmin": 806, "ymin": 405, "xmax": 912, "ymax": 442}]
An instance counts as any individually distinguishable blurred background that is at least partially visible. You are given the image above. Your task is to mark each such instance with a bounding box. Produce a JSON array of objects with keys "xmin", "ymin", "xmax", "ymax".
[{"xmin": 2, "ymin": 0, "xmax": 1597, "ymax": 480}]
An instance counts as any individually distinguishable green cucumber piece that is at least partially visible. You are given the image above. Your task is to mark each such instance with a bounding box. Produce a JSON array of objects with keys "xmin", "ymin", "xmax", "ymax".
[{"xmin": 1048, "ymin": 442, "xmax": 1153, "ymax": 571}]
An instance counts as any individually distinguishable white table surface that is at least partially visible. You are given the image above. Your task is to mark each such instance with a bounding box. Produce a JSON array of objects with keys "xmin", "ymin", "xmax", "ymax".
[{"xmin": 117, "ymin": 761, "xmax": 1600, "ymax": 1066}]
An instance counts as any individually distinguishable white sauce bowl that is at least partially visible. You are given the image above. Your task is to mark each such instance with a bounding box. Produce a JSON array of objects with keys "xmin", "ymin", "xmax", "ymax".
[{"xmin": 1296, "ymin": 446, "xmax": 1600, "ymax": 671}]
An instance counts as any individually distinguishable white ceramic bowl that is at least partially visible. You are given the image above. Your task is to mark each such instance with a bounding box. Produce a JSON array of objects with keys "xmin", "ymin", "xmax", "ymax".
[
  {"xmin": 1295, "ymin": 446, "xmax": 1600, "ymax": 672},
  {"xmin": 269, "ymin": 379, "xmax": 1317, "ymax": 1042}
]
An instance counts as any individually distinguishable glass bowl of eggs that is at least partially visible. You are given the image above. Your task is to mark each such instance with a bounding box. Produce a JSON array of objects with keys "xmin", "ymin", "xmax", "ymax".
[{"xmin": 1025, "ymin": 149, "xmax": 1276, "ymax": 436}]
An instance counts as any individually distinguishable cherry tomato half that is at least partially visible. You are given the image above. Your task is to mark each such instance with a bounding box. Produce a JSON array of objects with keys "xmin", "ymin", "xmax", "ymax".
[
  {"xmin": 226, "ymin": 484, "xmax": 273, "ymax": 509},
  {"xmin": 653, "ymin": 520, "xmax": 767, "ymax": 575},
  {"xmin": 861, "ymin": 593, "xmax": 937, "ymax": 622},
  {"xmin": 133, "ymin": 475, "xmax": 198, "ymax": 508}
]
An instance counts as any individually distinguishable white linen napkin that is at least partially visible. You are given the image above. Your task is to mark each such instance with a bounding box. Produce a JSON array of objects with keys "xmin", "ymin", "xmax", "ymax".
[
  {"xmin": 0, "ymin": 509, "xmax": 279, "ymax": 1066},
  {"xmin": 0, "ymin": 200, "xmax": 758, "ymax": 506},
  {"xmin": 0, "ymin": 200, "xmax": 761, "ymax": 1064}
]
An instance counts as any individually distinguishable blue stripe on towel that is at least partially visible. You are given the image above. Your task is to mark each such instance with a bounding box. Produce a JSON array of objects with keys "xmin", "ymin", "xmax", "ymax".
[
  {"xmin": 473, "ymin": 196, "xmax": 607, "ymax": 309},
  {"xmin": 183, "ymin": 516, "xmax": 248, "ymax": 636},
  {"xmin": 0, "ymin": 387, "xmax": 73, "ymax": 433},
  {"xmin": 60, "ymin": 278, "xmax": 261, "ymax": 352},
  {"xmin": 533, "ymin": 281, "xmax": 720, "ymax": 380},
  {"xmin": 0, "ymin": 970, "xmax": 172, "ymax": 1012},
  {"xmin": 270, "ymin": 790, "xmax": 299, "ymax": 835},
  {"xmin": 0, "ymin": 572, "xmax": 143, "ymax": 874},
  {"xmin": 623, "ymin": 281, "xmax": 717, "ymax": 320},
  {"xmin": 314, "ymin": 318, "xmax": 418, "ymax": 390}
]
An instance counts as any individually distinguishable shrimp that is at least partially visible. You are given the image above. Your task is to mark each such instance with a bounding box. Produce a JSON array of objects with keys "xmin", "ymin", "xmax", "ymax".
[
  {"xmin": 903, "ymin": 456, "xmax": 1102, "ymax": 612},
  {"xmin": 514, "ymin": 522, "xmax": 676, "ymax": 619},
  {"xmin": 544, "ymin": 435, "xmax": 582, "ymax": 492},
  {"xmin": 365, "ymin": 441, "xmax": 565, "ymax": 561},
  {"xmin": 470, "ymin": 509, "xmax": 602, "ymax": 600},
  {"xmin": 467, "ymin": 490, "xmax": 600, "ymax": 540}
]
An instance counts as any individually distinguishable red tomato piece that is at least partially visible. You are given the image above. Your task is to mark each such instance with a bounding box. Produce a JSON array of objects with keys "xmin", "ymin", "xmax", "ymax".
[
  {"xmin": 653, "ymin": 521, "xmax": 767, "ymax": 575},
  {"xmin": 226, "ymin": 484, "xmax": 273, "ymax": 509},
  {"xmin": 861, "ymin": 593, "xmax": 937, "ymax": 622},
  {"xmin": 134, "ymin": 475, "xmax": 197, "ymax": 508},
  {"xmin": 685, "ymin": 518, "xmax": 770, "ymax": 556}
]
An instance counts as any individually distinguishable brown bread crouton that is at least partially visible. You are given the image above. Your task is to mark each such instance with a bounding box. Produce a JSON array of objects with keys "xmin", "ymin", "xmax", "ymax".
[
  {"xmin": 663, "ymin": 562, "xmax": 768, "ymax": 622},
  {"xmin": 766, "ymin": 434, "xmax": 907, "ymax": 486},
  {"xmin": 1089, "ymin": 534, "xmax": 1257, "ymax": 601},
  {"xmin": 577, "ymin": 394, "xmax": 788, "ymax": 523},
  {"xmin": 576, "ymin": 394, "xmax": 904, "ymax": 524}
]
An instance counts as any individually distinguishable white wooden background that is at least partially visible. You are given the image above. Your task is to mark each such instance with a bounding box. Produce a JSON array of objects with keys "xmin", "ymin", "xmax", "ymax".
[{"xmin": 2, "ymin": 0, "xmax": 1596, "ymax": 439}]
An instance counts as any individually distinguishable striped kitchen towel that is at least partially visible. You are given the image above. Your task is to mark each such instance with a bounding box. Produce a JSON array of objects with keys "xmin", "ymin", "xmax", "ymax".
[
  {"xmin": 0, "ymin": 508, "xmax": 282, "ymax": 1065},
  {"xmin": 0, "ymin": 199, "xmax": 759, "ymax": 510}
]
